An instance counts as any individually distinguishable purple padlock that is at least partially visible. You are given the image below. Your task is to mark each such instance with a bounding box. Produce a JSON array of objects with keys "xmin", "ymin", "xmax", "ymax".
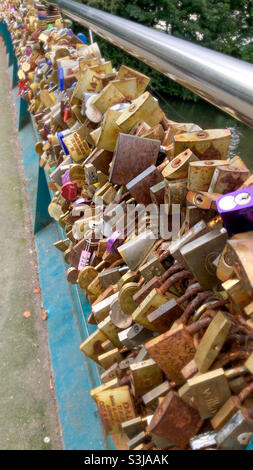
[
  {"xmin": 62, "ymin": 169, "xmax": 70, "ymax": 185},
  {"xmin": 106, "ymin": 230, "xmax": 123, "ymax": 254},
  {"xmin": 217, "ymin": 186, "xmax": 253, "ymax": 237},
  {"xmin": 78, "ymin": 250, "xmax": 91, "ymax": 271},
  {"xmin": 73, "ymin": 198, "xmax": 89, "ymax": 207}
]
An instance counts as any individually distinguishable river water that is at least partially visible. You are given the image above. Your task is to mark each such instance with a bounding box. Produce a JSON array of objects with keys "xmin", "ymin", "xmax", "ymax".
[{"xmin": 158, "ymin": 94, "xmax": 253, "ymax": 170}]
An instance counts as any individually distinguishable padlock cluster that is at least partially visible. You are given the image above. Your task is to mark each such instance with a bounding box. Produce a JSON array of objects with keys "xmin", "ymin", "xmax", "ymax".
[{"xmin": 2, "ymin": 0, "xmax": 253, "ymax": 451}]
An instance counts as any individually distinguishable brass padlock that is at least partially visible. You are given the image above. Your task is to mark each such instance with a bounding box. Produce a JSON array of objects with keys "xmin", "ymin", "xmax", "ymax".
[
  {"xmin": 162, "ymin": 149, "xmax": 198, "ymax": 180},
  {"xmin": 98, "ymin": 348, "xmax": 123, "ymax": 370},
  {"xmin": 112, "ymin": 78, "xmax": 137, "ymax": 101},
  {"xmin": 80, "ymin": 328, "xmax": 107, "ymax": 364},
  {"xmin": 211, "ymin": 382, "xmax": 253, "ymax": 431},
  {"xmin": 174, "ymin": 129, "xmax": 231, "ymax": 160},
  {"xmin": 117, "ymin": 65, "xmax": 150, "ymax": 97},
  {"xmin": 187, "ymin": 190, "xmax": 221, "ymax": 210},
  {"xmin": 96, "ymin": 108, "xmax": 121, "ymax": 152},
  {"xmin": 164, "ymin": 178, "xmax": 188, "ymax": 214},
  {"xmin": 208, "ymin": 164, "xmax": 250, "ymax": 194},
  {"xmin": 89, "ymin": 148, "xmax": 113, "ymax": 175},
  {"xmin": 194, "ymin": 311, "xmax": 232, "ymax": 373},
  {"xmin": 116, "ymin": 92, "xmax": 164, "ymax": 133},
  {"xmin": 121, "ymin": 416, "xmax": 150, "ymax": 439},
  {"xmin": 180, "ymin": 228, "xmax": 228, "ymax": 290},
  {"xmin": 92, "ymin": 82, "xmax": 125, "ymax": 114},
  {"xmin": 142, "ymin": 381, "xmax": 171, "ymax": 411},
  {"xmin": 187, "ymin": 160, "xmax": 230, "ymax": 191},
  {"xmin": 95, "ymin": 385, "xmax": 136, "ymax": 434},
  {"xmin": 186, "ymin": 368, "xmax": 232, "ymax": 419},
  {"xmin": 130, "ymin": 358, "xmax": 163, "ymax": 398}
]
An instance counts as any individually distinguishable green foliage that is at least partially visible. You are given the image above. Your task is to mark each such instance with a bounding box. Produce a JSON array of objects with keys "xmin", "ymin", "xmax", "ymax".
[{"xmin": 76, "ymin": 0, "xmax": 253, "ymax": 101}]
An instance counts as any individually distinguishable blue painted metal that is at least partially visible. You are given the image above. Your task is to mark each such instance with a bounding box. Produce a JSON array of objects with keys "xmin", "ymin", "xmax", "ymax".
[
  {"xmin": 12, "ymin": 54, "xmax": 18, "ymax": 88},
  {"xmin": 34, "ymin": 166, "xmax": 53, "ymax": 234},
  {"xmin": 35, "ymin": 223, "xmax": 111, "ymax": 450},
  {"xmin": 18, "ymin": 98, "xmax": 30, "ymax": 130},
  {"xmin": 0, "ymin": 20, "xmax": 115, "ymax": 450}
]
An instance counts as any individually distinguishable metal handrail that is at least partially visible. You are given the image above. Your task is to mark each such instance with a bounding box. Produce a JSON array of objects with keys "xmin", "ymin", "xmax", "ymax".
[{"xmin": 49, "ymin": 0, "xmax": 253, "ymax": 129}]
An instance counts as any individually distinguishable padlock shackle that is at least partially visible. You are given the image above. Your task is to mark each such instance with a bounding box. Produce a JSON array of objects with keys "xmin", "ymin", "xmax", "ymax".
[
  {"xmin": 158, "ymin": 270, "xmax": 193, "ymax": 296},
  {"xmin": 180, "ymin": 290, "xmax": 215, "ymax": 325},
  {"xmin": 238, "ymin": 382, "xmax": 253, "ymax": 404},
  {"xmin": 187, "ymin": 316, "xmax": 212, "ymax": 335},
  {"xmin": 159, "ymin": 263, "xmax": 185, "ymax": 283},
  {"xmin": 212, "ymin": 351, "xmax": 250, "ymax": 370}
]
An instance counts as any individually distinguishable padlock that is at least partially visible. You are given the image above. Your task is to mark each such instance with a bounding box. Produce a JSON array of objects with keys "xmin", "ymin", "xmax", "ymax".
[
  {"xmin": 215, "ymin": 407, "xmax": 253, "ymax": 450},
  {"xmin": 98, "ymin": 348, "xmax": 123, "ymax": 370},
  {"xmin": 208, "ymin": 165, "xmax": 250, "ymax": 194},
  {"xmin": 162, "ymin": 149, "xmax": 198, "ymax": 180},
  {"xmin": 147, "ymin": 298, "xmax": 183, "ymax": 333},
  {"xmin": 150, "ymin": 180, "xmax": 165, "ymax": 206},
  {"xmin": 194, "ymin": 311, "xmax": 232, "ymax": 373},
  {"xmin": 174, "ymin": 129, "xmax": 231, "ymax": 160},
  {"xmin": 216, "ymin": 243, "xmax": 235, "ymax": 282},
  {"xmin": 211, "ymin": 382, "xmax": 253, "ymax": 431},
  {"xmin": 116, "ymin": 91, "xmax": 164, "ymax": 133},
  {"xmin": 118, "ymin": 323, "xmax": 154, "ymax": 350},
  {"xmin": 80, "ymin": 328, "xmax": 107, "ymax": 364},
  {"xmin": 121, "ymin": 416, "xmax": 150, "ymax": 439},
  {"xmin": 63, "ymin": 131, "xmax": 90, "ymax": 162},
  {"xmin": 92, "ymin": 292, "xmax": 119, "ymax": 324},
  {"xmin": 138, "ymin": 254, "xmax": 165, "ymax": 283},
  {"xmin": 187, "ymin": 160, "xmax": 230, "ymax": 191},
  {"xmin": 189, "ymin": 431, "xmax": 217, "ymax": 450},
  {"xmin": 164, "ymin": 178, "xmax": 188, "ymax": 214},
  {"xmin": 98, "ymin": 267, "xmax": 123, "ymax": 291},
  {"xmin": 133, "ymin": 262, "xmax": 190, "ymax": 306},
  {"xmin": 111, "ymin": 78, "xmax": 137, "ymax": 101},
  {"xmin": 71, "ymin": 68, "xmax": 103, "ymax": 103},
  {"xmin": 89, "ymin": 148, "xmax": 113, "ymax": 175},
  {"xmin": 98, "ymin": 315, "xmax": 123, "ymax": 348},
  {"xmin": 84, "ymin": 162, "xmax": 98, "ymax": 185},
  {"xmin": 130, "ymin": 358, "xmax": 163, "ymax": 398},
  {"xmin": 146, "ymin": 317, "xmax": 212, "ymax": 385},
  {"xmin": 96, "ymin": 108, "xmax": 121, "ymax": 152},
  {"xmin": 109, "ymin": 134, "xmax": 160, "ymax": 186},
  {"xmin": 126, "ymin": 165, "xmax": 164, "ymax": 206},
  {"xmin": 117, "ymin": 230, "xmax": 156, "ymax": 271},
  {"xmin": 117, "ymin": 65, "xmax": 150, "ymax": 97},
  {"xmin": 92, "ymin": 82, "xmax": 125, "ymax": 114},
  {"xmin": 226, "ymin": 234, "xmax": 253, "ymax": 294},
  {"xmin": 185, "ymin": 367, "xmax": 238, "ymax": 419},
  {"xmin": 217, "ymin": 187, "xmax": 253, "ymax": 237},
  {"xmin": 180, "ymin": 228, "xmax": 228, "ymax": 290},
  {"xmin": 142, "ymin": 381, "xmax": 171, "ymax": 411},
  {"xmin": 95, "ymin": 385, "xmax": 136, "ymax": 434},
  {"xmin": 110, "ymin": 297, "xmax": 133, "ymax": 330},
  {"xmin": 131, "ymin": 267, "xmax": 193, "ymax": 331},
  {"xmin": 100, "ymin": 362, "xmax": 124, "ymax": 383},
  {"xmin": 187, "ymin": 190, "xmax": 221, "ymax": 210},
  {"xmin": 169, "ymin": 220, "xmax": 210, "ymax": 266},
  {"xmin": 147, "ymin": 391, "xmax": 203, "ymax": 449}
]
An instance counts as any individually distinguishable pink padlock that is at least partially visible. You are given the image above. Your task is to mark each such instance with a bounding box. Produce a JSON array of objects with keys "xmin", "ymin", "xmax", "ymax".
[{"xmin": 61, "ymin": 181, "xmax": 77, "ymax": 201}]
